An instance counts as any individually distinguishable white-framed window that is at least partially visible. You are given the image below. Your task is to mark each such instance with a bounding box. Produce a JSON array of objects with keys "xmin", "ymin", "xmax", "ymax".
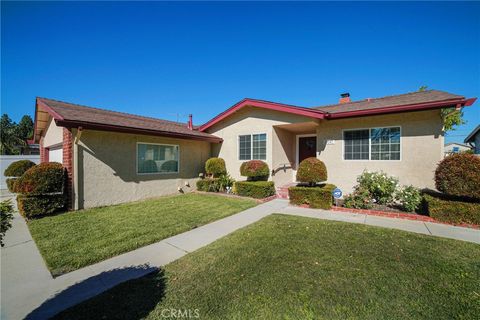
[
  {"xmin": 238, "ymin": 133, "xmax": 267, "ymax": 160},
  {"xmin": 137, "ymin": 142, "xmax": 179, "ymax": 174},
  {"xmin": 343, "ymin": 126, "xmax": 401, "ymax": 161}
]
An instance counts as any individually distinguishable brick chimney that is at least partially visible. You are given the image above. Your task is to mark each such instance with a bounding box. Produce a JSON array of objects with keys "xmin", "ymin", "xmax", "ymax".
[
  {"xmin": 188, "ymin": 114, "xmax": 193, "ymax": 130},
  {"xmin": 339, "ymin": 93, "xmax": 351, "ymax": 104}
]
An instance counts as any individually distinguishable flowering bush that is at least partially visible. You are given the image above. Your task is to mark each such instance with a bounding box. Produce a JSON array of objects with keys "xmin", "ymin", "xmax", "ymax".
[
  {"xmin": 343, "ymin": 186, "xmax": 373, "ymax": 209},
  {"xmin": 356, "ymin": 171, "xmax": 398, "ymax": 205},
  {"xmin": 395, "ymin": 185, "xmax": 422, "ymax": 212}
]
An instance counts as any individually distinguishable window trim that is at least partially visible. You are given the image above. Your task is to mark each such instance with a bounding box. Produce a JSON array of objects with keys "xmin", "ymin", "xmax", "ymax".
[
  {"xmin": 237, "ymin": 133, "xmax": 267, "ymax": 161},
  {"xmin": 136, "ymin": 142, "xmax": 180, "ymax": 175},
  {"xmin": 342, "ymin": 126, "xmax": 402, "ymax": 161}
]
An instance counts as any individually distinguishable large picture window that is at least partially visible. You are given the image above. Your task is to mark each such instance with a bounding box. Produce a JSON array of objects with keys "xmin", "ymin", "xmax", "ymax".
[
  {"xmin": 137, "ymin": 143, "xmax": 179, "ymax": 174},
  {"xmin": 343, "ymin": 127, "xmax": 401, "ymax": 161},
  {"xmin": 238, "ymin": 133, "xmax": 267, "ymax": 160}
]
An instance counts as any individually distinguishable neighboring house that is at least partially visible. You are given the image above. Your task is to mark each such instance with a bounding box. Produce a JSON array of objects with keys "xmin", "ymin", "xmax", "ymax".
[
  {"xmin": 444, "ymin": 142, "xmax": 472, "ymax": 156},
  {"xmin": 464, "ymin": 124, "xmax": 480, "ymax": 154},
  {"xmin": 32, "ymin": 90, "xmax": 476, "ymax": 210}
]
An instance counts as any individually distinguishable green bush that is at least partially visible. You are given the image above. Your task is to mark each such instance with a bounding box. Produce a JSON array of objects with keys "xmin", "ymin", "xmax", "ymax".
[
  {"xmin": 423, "ymin": 193, "xmax": 480, "ymax": 225},
  {"xmin": 196, "ymin": 178, "xmax": 220, "ymax": 192},
  {"xmin": 240, "ymin": 160, "xmax": 270, "ymax": 181},
  {"xmin": 288, "ymin": 184, "xmax": 336, "ymax": 209},
  {"xmin": 1, "ymin": 199, "xmax": 14, "ymax": 247},
  {"xmin": 205, "ymin": 158, "xmax": 226, "ymax": 178},
  {"xmin": 4, "ymin": 160, "xmax": 36, "ymax": 177},
  {"xmin": 217, "ymin": 174, "xmax": 235, "ymax": 192},
  {"xmin": 343, "ymin": 186, "xmax": 373, "ymax": 209},
  {"xmin": 435, "ymin": 153, "xmax": 480, "ymax": 200},
  {"xmin": 395, "ymin": 185, "xmax": 422, "ymax": 212},
  {"xmin": 234, "ymin": 181, "xmax": 275, "ymax": 199},
  {"xmin": 296, "ymin": 157, "xmax": 327, "ymax": 186},
  {"xmin": 6, "ymin": 178, "xmax": 18, "ymax": 193},
  {"xmin": 356, "ymin": 171, "xmax": 398, "ymax": 205},
  {"xmin": 15, "ymin": 162, "xmax": 65, "ymax": 195},
  {"xmin": 17, "ymin": 194, "xmax": 65, "ymax": 219}
]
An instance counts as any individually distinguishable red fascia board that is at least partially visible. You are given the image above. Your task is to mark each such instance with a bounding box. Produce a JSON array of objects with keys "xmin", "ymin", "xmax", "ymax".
[
  {"xmin": 55, "ymin": 120, "xmax": 223, "ymax": 143},
  {"xmin": 324, "ymin": 98, "xmax": 476, "ymax": 119},
  {"xmin": 199, "ymin": 99, "xmax": 325, "ymax": 131},
  {"xmin": 36, "ymin": 99, "xmax": 65, "ymax": 121}
]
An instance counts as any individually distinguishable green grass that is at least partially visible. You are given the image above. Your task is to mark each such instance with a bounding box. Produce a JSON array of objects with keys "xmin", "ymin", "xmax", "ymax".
[
  {"xmin": 54, "ymin": 214, "xmax": 480, "ymax": 319},
  {"xmin": 28, "ymin": 193, "xmax": 257, "ymax": 275}
]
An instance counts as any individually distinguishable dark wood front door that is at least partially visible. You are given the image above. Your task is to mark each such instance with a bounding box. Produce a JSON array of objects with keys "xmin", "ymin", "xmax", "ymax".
[{"xmin": 298, "ymin": 136, "xmax": 317, "ymax": 164}]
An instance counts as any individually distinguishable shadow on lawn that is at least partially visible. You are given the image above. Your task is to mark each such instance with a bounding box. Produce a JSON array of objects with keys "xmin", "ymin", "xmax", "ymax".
[{"xmin": 26, "ymin": 265, "xmax": 166, "ymax": 320}]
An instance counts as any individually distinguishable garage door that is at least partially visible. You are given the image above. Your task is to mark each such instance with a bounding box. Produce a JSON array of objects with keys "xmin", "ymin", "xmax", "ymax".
[{"xmin": 49, "ymin": 148, "xmax": 63, "ymax": 163}]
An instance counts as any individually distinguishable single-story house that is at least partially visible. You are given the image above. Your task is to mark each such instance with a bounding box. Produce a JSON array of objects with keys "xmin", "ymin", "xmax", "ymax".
[
  {"xmin": 32, "ymin": 90, "xmax": 476, "ymax": 210},
  {"xmin": 444, "ymin": 142, "xmax": 472, "ymax": 156},
  {"xmin": 464, "ymin": 124, "xmax": 480, "ymax": 154}
]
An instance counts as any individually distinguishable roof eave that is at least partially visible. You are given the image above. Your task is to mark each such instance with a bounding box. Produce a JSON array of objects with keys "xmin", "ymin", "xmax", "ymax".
[
  {"xmin": 324, "ymin": 98, "xmax": 477, "ymax": 120},
  {"xmin": 199, "ymin": 98, "xmax": 326, "ymax": 132},
  {"xmin": 56, "ymin": 119, "xmax": 223, "ymax": 143}
]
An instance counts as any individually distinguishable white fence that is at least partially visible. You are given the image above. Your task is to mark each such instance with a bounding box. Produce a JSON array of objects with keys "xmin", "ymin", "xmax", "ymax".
[{"xmin": 0, "ymin": 155, "xmax": 41, "ymax": 190}]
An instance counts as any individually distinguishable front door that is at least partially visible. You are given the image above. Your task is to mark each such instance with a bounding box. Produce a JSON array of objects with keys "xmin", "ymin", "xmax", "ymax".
[{"xmin": 298, "ymin": 136, "xmax": 317, "ymax": 164}]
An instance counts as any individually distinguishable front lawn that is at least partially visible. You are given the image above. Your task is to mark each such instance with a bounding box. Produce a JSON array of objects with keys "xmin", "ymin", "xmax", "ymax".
[
  {"xmin": 55, "ymin": 214, "xmax": 480, "ymax": 319},
  {"xmin": 28, "ymin": 193, "xmax": 257, "ymax": 275}
]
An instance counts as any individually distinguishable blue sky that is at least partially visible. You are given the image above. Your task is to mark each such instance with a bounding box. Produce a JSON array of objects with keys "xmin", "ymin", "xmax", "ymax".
[{"xmin": 1, "ymin": 1, "xmax": 479, "ymax": 143}]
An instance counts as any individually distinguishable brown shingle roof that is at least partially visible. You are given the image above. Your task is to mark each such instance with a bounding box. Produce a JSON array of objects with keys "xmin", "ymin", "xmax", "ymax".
[
  {"xmin": 313, "ymin": 90, "xmax": 465, "ymax": 113},
  {"xmin": 37, "ymin": 97, "xmax": 222, "ymax": 142}
]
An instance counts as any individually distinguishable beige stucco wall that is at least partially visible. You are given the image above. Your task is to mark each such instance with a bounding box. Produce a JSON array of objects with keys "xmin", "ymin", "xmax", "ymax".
[
  {"xmin": 207, "ymin": 106, "xmax": 315, "ymax": 186},
  {"xmin": 316, "ymin": 109, "xmax": 444, "ymax": 193},
  {"xmin": 43, "ymin": 118, "xmax": 63, "ymax": 147},
  {"xmin": 74, "ymin": 129, "xmax": 211, "ymax": 209}
]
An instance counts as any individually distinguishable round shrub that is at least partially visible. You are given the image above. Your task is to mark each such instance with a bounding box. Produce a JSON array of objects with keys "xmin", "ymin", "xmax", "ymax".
[
  {"xmin": 296, "ymin": 157, "xmax": 327, "ymax": 186},
  {"xmin": 435, "ymin": 153, "xmax": 480, "ymax": 200},
  {"xmin": 205, "ymin": 158, "xmax": 226, "ymax": 177},
  {"xmin": 161, "ymin": 160, "xmax": 178, "ymax": 172},
  {"xmin": 240, "ymin": 160, "xmax": 269, "ymax": 181},
  {"xmin": 4, "ymin": 160, "xmax": 36, "ymax": 177},
  {"xmin": 15, "ymin": 162, "xmax": 65, "ymax": 195}
]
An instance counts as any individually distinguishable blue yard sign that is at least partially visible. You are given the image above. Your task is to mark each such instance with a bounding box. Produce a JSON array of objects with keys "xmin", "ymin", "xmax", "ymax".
[{"xmin": 332, "ymin": 188, "xmax": 342, "ymax": 199}]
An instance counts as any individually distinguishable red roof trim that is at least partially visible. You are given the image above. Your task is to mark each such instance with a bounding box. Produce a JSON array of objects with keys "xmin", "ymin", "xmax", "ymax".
[
  {"xmin": 37, "ymin": 99, "xmax": 65, "ymax": 121},
  {"xmin": 198, "ymin": 99, "xmax": 326, "ymax": 131},
  {"xmin": 56, "ymin": 119, "xmax": 223, "ymax": 143},
  {"xmin": 324, "ymin": 98, "xmax": 477, "ymax": 119}
]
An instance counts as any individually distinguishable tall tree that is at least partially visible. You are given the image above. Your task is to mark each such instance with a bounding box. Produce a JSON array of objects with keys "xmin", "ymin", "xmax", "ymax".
[
  {"xmin": 0, "ymin": 114, "xmax": 33, "ymax": 155},
  {"xmin": 17, "ymin": 115, "xmax": 34, "ymax": 143},
  {"xmin": 418, "ymin": 86, "xmax": 465, "ymax": 132}
]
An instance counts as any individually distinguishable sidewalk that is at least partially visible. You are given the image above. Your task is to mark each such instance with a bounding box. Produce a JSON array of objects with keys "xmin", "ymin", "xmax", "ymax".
[{"xmin": 1, "ymin": 198, "xmax": 478, "ymax": 319}]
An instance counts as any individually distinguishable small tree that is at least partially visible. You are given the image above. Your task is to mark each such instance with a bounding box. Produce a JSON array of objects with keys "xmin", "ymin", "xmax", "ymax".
[
  {"xmin": 435, "ymin": 153, "xmax": 480, "ymax": 200},
  {"xmin": 205, "ymin": 158, "xmax": 226, "ymax": 178},
  {"xmin": 296, "ymin": 157, "xmax": 327, "ymax": 186},
  {"xmin": 240, "ymin": 160, "xmax": 269, "ymax": 181}
]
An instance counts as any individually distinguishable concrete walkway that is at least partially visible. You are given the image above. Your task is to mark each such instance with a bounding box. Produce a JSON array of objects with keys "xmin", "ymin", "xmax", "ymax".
[{"xmin": 1, "ymin": 198, "xmax": 479, "ymax": 319}]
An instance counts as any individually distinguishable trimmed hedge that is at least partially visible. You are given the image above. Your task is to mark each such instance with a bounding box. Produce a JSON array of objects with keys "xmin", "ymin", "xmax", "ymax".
[
  {"xmin": 17, "ymin": 194, "xmax": 65, "ymax": 219},
  {"xmin": 423, "ymin": 193, "xmax": 480, "ymax": 225},
  {"xmin": 296, "ymin": 157, "xmax": 327, "ymax": 185},
  {"xmin": 234, "ymin": 181, "xmax": 275, "ymax": 199},
  {"xmin": 240, "ymin": 160, "xmax": 269, "ymax": 181},
  {"xmin": 4, "ymin": 160, "xmax": 36, "ymax": 177},
  {"xmin": 6, "ymin": 178, "xmax": 17, "ymax": 193},
  {"xmin": 196, "ymin": 178, "xmax": 220, "ymax": 192},
  {"xmin": 435, "ymin": 153, "xmax": 480, "ymax": 200},
  {"xmin": 205, "ymin": 158, "xmax": 226, "ymax": 177},
  {"xmin": 15, "ymin": 162, "xmax": 65, "ymax": 195},
  {"xmin": 289, "ymin": 184, "xmax": 336, "ymax": 209}
]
